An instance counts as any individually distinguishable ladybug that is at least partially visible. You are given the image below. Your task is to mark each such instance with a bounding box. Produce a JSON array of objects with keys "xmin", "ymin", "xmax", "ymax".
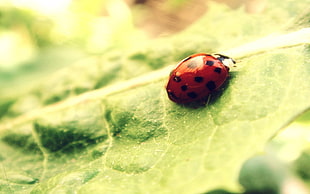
[{"xmin": 166, "ymin": 53, "xmax": 235, "ymax": 104}]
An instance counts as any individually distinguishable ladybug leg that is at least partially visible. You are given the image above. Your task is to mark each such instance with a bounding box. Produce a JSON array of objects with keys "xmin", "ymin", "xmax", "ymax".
[
  {"xmin": 205, "ymin": 94, "xmax": 211, "ymax": 106},
  {"xmin": 195, "ymin": 94, "xmax": 211, "ymax": 107}
]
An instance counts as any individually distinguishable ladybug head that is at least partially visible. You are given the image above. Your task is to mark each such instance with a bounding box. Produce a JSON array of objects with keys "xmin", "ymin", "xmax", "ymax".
[{"xmin": 213, "ymin": 54, "xmax": 236, "ymax": 68}]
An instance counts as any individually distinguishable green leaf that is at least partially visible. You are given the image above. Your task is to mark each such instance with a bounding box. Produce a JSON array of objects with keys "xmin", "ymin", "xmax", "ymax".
[{"xmin": 1, "ymin": 1, "xmax": 310, "ymax": 193}]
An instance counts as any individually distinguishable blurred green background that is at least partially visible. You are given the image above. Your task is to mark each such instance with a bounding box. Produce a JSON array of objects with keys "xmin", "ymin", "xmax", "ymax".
[{"xmin": 0, "ymin": 0, "xmax": 268, "ymax": 95}]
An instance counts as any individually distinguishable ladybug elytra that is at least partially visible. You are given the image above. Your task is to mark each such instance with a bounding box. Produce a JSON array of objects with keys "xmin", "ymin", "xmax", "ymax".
[{"xmin": 166, "ymin": 53, "xmax": 235, "ymax": 104}]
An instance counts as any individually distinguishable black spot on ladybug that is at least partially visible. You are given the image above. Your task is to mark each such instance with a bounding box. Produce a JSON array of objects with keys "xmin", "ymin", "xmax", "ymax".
[
  {"xmin": 187, "ymin": 61, "xmax": 198, "ymax": 69},
  {"xmin": 194, "ymin": 76, "xmax": 204, "ymax": 83},
  {"xmin": 181, "ymin": 85, "xmax": 188, "ymax": 91},
  {"xmin": 214, "ymin": 67, "xmax": 222, "ymax": 74},
  {"xmin": 206, "ymin": 60, "xmax": 214, "ymax": 66},
  {"xmin": 168, "ymin": 92, "xmax": 178, "ymax": 99},
  {"xmin": 173, "ymin": 76, "xmax": 181, "ymax": 82},
  {"xmin": 206, "ymin": 81, "xmax": 216, "ymax": 91},
  {"xmin": 187, "ymin": 92, "xmax": 198, "ymax": 99}
]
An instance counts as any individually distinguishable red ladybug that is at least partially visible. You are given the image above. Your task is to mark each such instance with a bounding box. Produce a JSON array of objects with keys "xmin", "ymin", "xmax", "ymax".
[{"xmin": 166, "ymin": 53, "xmax": 235, "ymax": 104}]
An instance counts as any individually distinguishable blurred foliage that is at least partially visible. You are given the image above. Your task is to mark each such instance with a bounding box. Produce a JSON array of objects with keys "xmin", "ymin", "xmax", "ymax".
[
  {"xmin": 239, "ymin": 155, "xmax": 287, "ymax": 194},
  {"xmin": 294, "ymin": 149, "xmax": 310, "ymax": 181},
  {"xmin": 0, "ymin": 0, "xmax": 148, "ymax": 98},
  {"xmin": 0, "ymin": 7, "xmax": 54, "ymax": 47}
]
